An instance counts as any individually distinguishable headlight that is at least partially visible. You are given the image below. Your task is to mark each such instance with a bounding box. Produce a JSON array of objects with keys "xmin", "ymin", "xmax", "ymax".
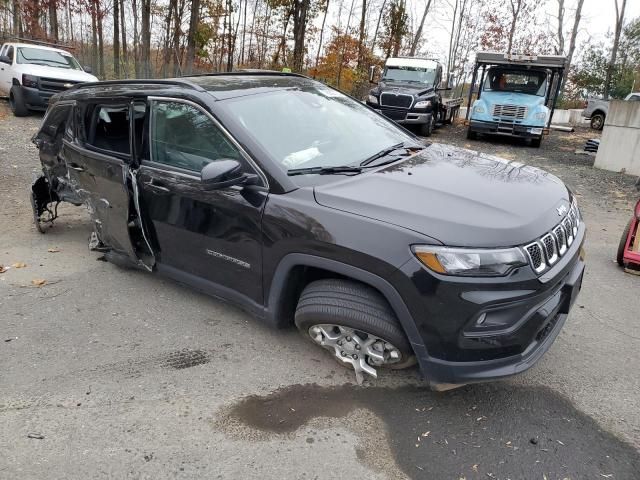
[
  {"xmin": 473, "ymin": 105, "xmax": 485, "ymax": 114},
  {"xmin": 413, "ymin": 245, "xmax": 528, "ymax": 277},
  {"xmin": 22, "ymin": 74, "xmax": 38, "ymax": 88},
  {"xmin": 534, "ymin": 112, "xmax": 547, "ymax": 120},
  {"xmin": 414, "ymin": 100, "xmax": 431, "ymax": 109},
  {"xmin": 368, "ymin": 95, "xmax": 378, "ymax": 105}
]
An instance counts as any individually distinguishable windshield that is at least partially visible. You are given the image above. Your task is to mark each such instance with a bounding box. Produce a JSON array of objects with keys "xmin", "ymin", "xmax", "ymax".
[
  {"xmin": 483, "ymin": 69, "xmax": 547, "ymax": 96},
  {"xmin": 221, "ymin": 86, "xmax": 415, "ymax": 172},
  {"xmin": 382, "ymin": 66, "xmax": 437, "ymax": 84},
  {"xmin": 17, "ymin": 47, "xmax": 82, "ymax": 70}
]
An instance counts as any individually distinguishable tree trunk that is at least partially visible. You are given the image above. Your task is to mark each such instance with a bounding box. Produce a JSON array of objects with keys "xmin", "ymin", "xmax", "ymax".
[
  {"xmin": 560, "ymin": 0, "xmax": 584, "ymax": 94},
  {"xmin": 141, "ymin": 0, "xmax": 152, "ymax": 77},
  {"xmin": 604, "ymin": 0, "xmax": 627, "ymax": 99},
  {"xmin": 91, "ymin": 0, "xmax": 98, "ymax": 75},
  {"xmin": 120, "ymin": 0, "xmax": 128, "ymax": 77},
  {"xmin": 226, "ymin": 0, "xmax": 234, "ymax": 71},
  {"xmin": 113, "ymin": 0, "xmax": 121, "ymax": 77},
  {"xmin": 556, "ymin": 0, "xmax": 565, "ymax": 55},
  {"xmin": 172, "ymin": 0, "xmax": 184, "ymax": 75},
  {"xmin": 97, "ymin": 1, "xmax": 105, "ymax": 78},
  {"xmin": 12, "ymin": 0, "xmax": 20, "ymax": 35},
  {"xmin": 273, "ymin": 6, "xmax": 292, "ymax": 66},
  {"xmin": 49, "ymin": 0, "xmax": 59, "ymax": 41},
  {"xmin": 356, "ymin": 0, "xmax": 367, "ymax": 69},
  {"xmin": 185, "ymin": 0, "xmax": 201, "ymax": 74},
  {"xmin": 371, "ymin": 0, "xmax": 386, "ymax": 50},
  {"xmin": 507, "ymin": 0, "xmax": 522, "ymax": 54},
  {"xmin": 292, "ymin": 0, "xmax": 311, "ymax": 72},
  {"xmin": 133, "ymin": 0, "xmax": 141, "ymax": 77},
  {"xmin": 409, "ymin": 0, "xmax": 432, "ymax": 56},
  {"xmin": 248, "ymin": 0, "xmax": 259, "ymax": 64},
  {"xmin": 336, "ymin": 0, "xmax": 356, "ymax": 87},
  {"xmin": 240, "ymin": 0, "xmax": 247, "ymax": 65},
  {"xmin": 162, "ymin": 0, "xmax": 174, "ymax": 77},
  {"xmin": 314, "ymin": 0, "xmax": 329, "ymax": 71}
]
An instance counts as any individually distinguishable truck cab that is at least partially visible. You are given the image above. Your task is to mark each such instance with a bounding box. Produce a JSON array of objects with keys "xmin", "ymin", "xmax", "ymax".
[
  {"xmin": 0, "ymin": 41, "xmax": 98, "ymax": 117},
  {"xmin": 466, "ymin": 53, "xmax": 567, "ymax": 148},
  {"xmin": 366, "ymin": 57, "xmax": 461, "ymax": 137}
]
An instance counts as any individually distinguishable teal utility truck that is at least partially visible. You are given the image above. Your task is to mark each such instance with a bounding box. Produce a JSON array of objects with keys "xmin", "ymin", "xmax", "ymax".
[{"xmin": 465, "ymin": 52, "xmax": 567, "ymax": 147}]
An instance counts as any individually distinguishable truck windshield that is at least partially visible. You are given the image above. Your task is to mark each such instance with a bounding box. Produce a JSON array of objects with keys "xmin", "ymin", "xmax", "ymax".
[
  {"xmin": 16, "ymin": 47, "xmax": 82, "ymax": 70},
  {"xmin": 382, "ymin": 66, "xmax": 437, "ymax": 85},
  {"xmin": 483, "ymin": 69, "xmax": 547, "ymax": 96},
  {"xmin": 221, "ymin": 86, "xmax": 415, "ymax": 172}
]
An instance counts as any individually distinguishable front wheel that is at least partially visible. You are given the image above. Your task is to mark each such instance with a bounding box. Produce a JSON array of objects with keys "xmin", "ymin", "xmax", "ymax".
[
  {"xmin": 590, "ymin": 113, "xmax": 605, "ymax": 130},
  {"xmin": 418, "ymin": 115, "xmax": 434, "ymax": 137},
  {"xmin": 294, "ymin": 279, "xmax": 416, "ymax": 384},
  {"xmin": 9, "ymin": 86, "xmax": 29, "ymax": 117}
]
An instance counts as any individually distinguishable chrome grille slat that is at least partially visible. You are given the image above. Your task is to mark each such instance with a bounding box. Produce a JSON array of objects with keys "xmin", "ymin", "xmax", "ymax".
[
  {"xmin": 523, "ymin": 201, "xmax": 581, "ymax": 274},
  {"xmin": 492, "ymin": 104, "xmax": 528, "ymax": 119}
]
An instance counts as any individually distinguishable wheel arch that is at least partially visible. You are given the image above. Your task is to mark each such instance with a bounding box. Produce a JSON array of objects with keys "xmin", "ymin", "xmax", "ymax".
[
  {"xmin": 592, "ymin": 109, "xmax": 606, "ymax": 119},
  {"xmin": 265, "ymin": 253, "xmax": 430, "ymax": 369},
  {"xmin": 12, "ymin": 77, "xmax": 20, "ymax": 86}
]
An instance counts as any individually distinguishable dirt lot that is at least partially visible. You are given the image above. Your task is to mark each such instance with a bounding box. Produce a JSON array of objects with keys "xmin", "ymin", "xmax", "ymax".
[{"xmin": 1, "ymin": 102, "xmax": 639, "ymax": 480}]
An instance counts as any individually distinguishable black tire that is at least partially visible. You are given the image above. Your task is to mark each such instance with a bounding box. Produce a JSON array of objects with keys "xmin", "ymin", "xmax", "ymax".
[
  {"xmin": 530, "ymin": 137, "xmax": 542, "ymax": 148},
  {"xmin": 617, "ymin": 218, "xmax": 633, "ymax": 267},
  {"xmin": 419, "ymin": 117, "xmax": 433, "ymax": 137},
  {"xmin": 294, "ymin": 279, "xmax": 415, "ymax": 369},
  {"xmin": 590, "ymin": 112, "xmax": 605, "ymax": 130},
  {"xmin": 29, "ymin": 190, "xmax": 47, "ymax": 234},
  {"xmin": 443, "ymin": 107, "xmax": 456, "ymax": 125},
  {"xmin": 9, "ymin": 86, "xmax": 29, "ymax": 117},
  {"xmin": 466, "ymin": 128, "xmax": 477, "ymax": 140}
]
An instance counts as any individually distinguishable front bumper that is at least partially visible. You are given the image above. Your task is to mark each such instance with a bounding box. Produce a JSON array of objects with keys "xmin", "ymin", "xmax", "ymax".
[
  {"xmin": 368, "ymin": 103, "xmax": 431, "ymax": 125},
  {"xmin": 18, "ymin": 85, "xmax": 53, "ymax": 110},
  {"xmin": 469, "ymin": 119, "xmax": 546, "ymax": 139},
  {"xmin": 394, "ymin": 225, "xmax": 586, "ymax": 385}
]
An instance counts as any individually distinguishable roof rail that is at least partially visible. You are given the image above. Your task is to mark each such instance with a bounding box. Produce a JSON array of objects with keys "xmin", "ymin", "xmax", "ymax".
[
  {"xmin": 67, "ymin": 78, "xmax": 205, "ymax": 92},
  {"xmin": 179, "ymin": 71, "xmax": 308, "ymax": 79}
]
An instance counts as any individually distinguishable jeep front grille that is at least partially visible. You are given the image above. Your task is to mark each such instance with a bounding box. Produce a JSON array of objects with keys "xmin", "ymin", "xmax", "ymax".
[
  {"xmin": 380, "ymin": 93, "xmax": 413, "ymax": 109},
  {"xmin": 524, "ymin": 201, "xmax": 581, "ymax": 274},
  {"xmin": 492, "ymin": 104, "xmax": 528, "ymax": 119}
]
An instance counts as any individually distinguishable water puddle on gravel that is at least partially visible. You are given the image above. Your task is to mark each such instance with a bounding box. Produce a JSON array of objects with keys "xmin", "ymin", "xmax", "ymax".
[{"xmin": 217, "ymin": 383, "xmax": 640, "ymax": 479}]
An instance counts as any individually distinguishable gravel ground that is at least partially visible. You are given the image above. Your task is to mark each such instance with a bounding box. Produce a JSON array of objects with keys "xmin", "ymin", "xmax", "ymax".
[{"xmin": 1, "ymin": 101, "xmax": 639, "ymax": 479}]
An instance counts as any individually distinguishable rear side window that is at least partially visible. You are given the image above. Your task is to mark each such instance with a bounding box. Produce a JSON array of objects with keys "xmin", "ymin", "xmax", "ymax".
[
  {"xmin": 38, "ymin": 104, "xmax": 72, "ymax": 143},
  {"xmin": 5, "ymin": 46, "xmax": 14, "ymax": 62},
  {"xmin": 85, "ymin": 104, "xmax": 131, "ymax": 155},
  {"xmin": 150, "ymin": 101, "xmax": 243, "ymax": 173}
]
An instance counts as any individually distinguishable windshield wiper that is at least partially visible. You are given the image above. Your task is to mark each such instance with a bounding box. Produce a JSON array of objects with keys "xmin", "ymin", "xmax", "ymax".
[
  {"xmin": 360, "ymin": 142, "xmax": 424, "ymax": 167},
  {"xmin": 287, "ymin": 165, "xmax": 363, "ymax": 176}
]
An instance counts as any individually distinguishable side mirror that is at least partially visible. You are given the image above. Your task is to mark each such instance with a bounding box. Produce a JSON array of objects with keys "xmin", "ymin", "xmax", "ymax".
[
  {"xmin": 83, "ymin": 65, "xmax": 93, "ymax": 73},
  {"xmin": 201, "ymin": 159, "xmax": 255, "ymax": 190},
  {"xmin": 369, "ymin": 65, "xmax": 378, "ymax": 84},
  {"xmin": 0, "ymin": 55, "xmax": 11, "ymax": 64}
]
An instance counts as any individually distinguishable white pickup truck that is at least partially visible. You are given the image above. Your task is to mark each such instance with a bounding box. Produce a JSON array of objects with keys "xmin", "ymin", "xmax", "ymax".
[
  {"xmin": 582, "ymin": 92, "xmax": 640, "ymax": 130},
  {"xmin": 0, "ymin": 42, "xmax": 98, "ymax": 116}
]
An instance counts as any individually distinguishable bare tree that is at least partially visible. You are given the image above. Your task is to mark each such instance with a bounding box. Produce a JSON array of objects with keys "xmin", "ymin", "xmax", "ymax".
[
  {"xmin": 185, "ymin": 0, "xmax": 201, "ymax": 74},
  {"xmin": 555, "ymin": 0, "xmax": 564, "ymax": 54},
  {"xmin": 356, "ymin": 0, "xmax": 367, "ymax": 68},
  {"xmin": 604, "ymin": 0, "xmax": 628, "ymax": 99},
  {"xmin": 507, "ymin": 0, "xmax": 523, "ymax": 53},
  {"xmin": 292, "ymin": 0, "xmax": 311, "ymax": 72},
  {"xmin": 315, "ymin": 0, "xmax": 330, "ymax": 70},
  {"xmin": 113, "ymin": 0, "xmax": 121, "ymax": 77},
  {"xmin": 371, "ymin": 0, "xmax": 387, "ymax": 49},
  {"xmin": 409, "ymin": 0, "xmax": 432, "ymax": 56}
]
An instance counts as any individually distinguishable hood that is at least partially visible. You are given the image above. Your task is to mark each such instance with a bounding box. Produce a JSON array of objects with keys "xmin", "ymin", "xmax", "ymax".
[
  {"xmin": 314, "ymin": 143, "xmax": 571, "ymax": 248},
  {"xmin": 375, "ymin": 80, "xmax": 435, "ymax": 96},
  {"xmin": 22, "ymin": 64, "xmax": 98, "ymax": 82}
]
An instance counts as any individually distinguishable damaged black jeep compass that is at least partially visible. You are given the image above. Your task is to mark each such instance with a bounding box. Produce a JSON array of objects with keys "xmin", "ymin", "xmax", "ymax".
[{"xmin": 31, "ymin": 72, "xmax": 585, "ymax": 387}]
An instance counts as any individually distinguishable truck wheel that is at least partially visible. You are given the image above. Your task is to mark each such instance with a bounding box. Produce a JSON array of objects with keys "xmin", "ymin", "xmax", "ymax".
[
  {"xmin": 466, "ymin": 129, "xmax": 477, "ymax": 140},
  {"xmin": 590, "ymin": 113, "xmax": 605, "ymax": 130},
  {"xmin": 9, "ymin": 86, "xmax": 30, "ymax": 117},
  {"xmin": 419, "ymin": 120, "xmax": 433, "ymax": 137},
  {"xmin": 530, "ymin": 137, "xmax": 542, "ymax": 148},
  {"xmin": 294, "ymin": 279, "xmax": 416, "ymax": 384},
  {"xmin": 617, "ymin": 219, "xmax": 633, "ymax": 267}
]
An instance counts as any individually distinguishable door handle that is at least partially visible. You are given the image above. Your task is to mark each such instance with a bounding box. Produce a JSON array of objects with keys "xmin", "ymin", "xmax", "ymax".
[
  {"xmin": 143, "ymin": 180, "xmax": 171, "ymax": 194},
  {"xmin": 68, "ymin": 163, "xmax": 85, "ymax": 172}
]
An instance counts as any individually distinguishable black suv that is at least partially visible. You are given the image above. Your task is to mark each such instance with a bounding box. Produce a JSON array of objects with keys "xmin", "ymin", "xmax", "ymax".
[{"xmin": 31, "ymin": 73, "xmax": 585, "ymax": 388}]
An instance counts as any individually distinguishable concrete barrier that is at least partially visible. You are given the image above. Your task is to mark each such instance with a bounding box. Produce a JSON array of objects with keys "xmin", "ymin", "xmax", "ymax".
[{"xmin": 594, "ymin": 101, "xmax": 640, "ymax": 175}]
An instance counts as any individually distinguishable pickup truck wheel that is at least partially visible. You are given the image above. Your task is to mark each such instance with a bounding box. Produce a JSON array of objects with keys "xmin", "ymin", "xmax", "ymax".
[
  {"xmin": 294, "ymin": 279, "xmax": 416, "ymax": 384},
  {"xmin": 9, "ymin": 86, "xmax": 29, "ymax": 117},
  {"xmin": 617, "ymin": 219, "xmax": 633, "ymax": 267},
  {"xmin": 590, "ymin": 113, "xmax": 605, "ymax": 130},
  {"xmin": 419, "ymin": 118, "xmax": 433, "ymax": 137}
]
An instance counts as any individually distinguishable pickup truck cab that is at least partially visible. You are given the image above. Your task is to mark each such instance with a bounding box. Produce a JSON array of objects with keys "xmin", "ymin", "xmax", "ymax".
[
  {"xmin": 466, "ymin": 53, "xmax": 567, "ymax": 148},
  {"xmin": 366, "ymin": 57, "xmax": 462, "ymax": 137},
  {"xmin": 582, "ymin": 92, "xmax": 640, "ymax": 130},
  {"xmin": 0, "ymin": 42, "xmax": 98, "ymax": 116}
]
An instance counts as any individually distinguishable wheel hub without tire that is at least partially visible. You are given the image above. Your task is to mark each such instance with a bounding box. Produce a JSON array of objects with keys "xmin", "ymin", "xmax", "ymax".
[{"xmin": 308, "ymin": 324, "xmax": 403, "ymax": 384}]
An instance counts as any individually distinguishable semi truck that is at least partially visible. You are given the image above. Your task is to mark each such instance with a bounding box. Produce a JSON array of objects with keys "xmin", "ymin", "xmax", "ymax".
[
  {"xmin": 366, "ymin": 57, "xmax": 463, "ymax": 137},
  {"xmin": 465, "ymin": 52, "xmax": 567, "ymax": 148}
]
